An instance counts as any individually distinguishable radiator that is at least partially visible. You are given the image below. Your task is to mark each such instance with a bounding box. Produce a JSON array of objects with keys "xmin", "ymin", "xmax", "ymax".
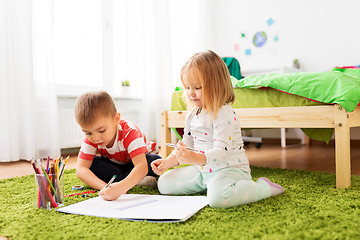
[
  {"xmin": 59, "ymin": 109, "xmax": 84, "ymax": 149},
  {"xmin": 59, "ymin": 109, "xmax": 140, "ymax": 149}
]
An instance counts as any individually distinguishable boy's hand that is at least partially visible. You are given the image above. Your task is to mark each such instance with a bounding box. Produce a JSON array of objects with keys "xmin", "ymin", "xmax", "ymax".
[{"xmin": 99, "ymin": 182, "xmax": 126, "ymax": 201}]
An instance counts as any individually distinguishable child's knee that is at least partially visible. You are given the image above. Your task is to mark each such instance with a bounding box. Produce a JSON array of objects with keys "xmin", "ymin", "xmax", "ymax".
[
  {"xmin": 157, "ymin": 173, "xmax": 174, "ymax": 195},
  {"xmin": 157, "ymin": 168, "xmax": 204, "ymax": 195},
  {"xmin": 206, "ymin": 183, "xmax": 231, "ymax": 208},
  {"xmin": 207, "ymin": 195, "xmax": 224, "ymax": 208},
  {"xmin": 206, "ymin": 174, "xmax": 237, "ymax": 208}
]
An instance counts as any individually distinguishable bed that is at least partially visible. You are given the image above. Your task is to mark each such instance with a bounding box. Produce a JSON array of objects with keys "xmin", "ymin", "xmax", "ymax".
[{"xmin": 159, "ymin": 70, "xmax": 360, "ymax": 189}]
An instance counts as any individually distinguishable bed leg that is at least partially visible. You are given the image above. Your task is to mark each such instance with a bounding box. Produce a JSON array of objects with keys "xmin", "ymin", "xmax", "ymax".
[
  {"xmin": 160, "ymin": 111, "xmax": 172, "ymax": 158},
  {"xmin": 334, "ymin": 106, "xmax": 351, "ymax": 189},
  {"xmin": 281, "ymin": 128, "xmax": 286, "ymax": 148}
]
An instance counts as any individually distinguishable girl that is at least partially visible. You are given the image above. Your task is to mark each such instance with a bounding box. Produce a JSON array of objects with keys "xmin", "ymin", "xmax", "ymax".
[{"xmin": 151, "ymin": 50, "xmax": 284, "ymax": 208}]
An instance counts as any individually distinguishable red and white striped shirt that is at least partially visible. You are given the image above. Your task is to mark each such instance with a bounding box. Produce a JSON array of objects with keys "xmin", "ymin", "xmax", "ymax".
[{"xmin": 78, "ymin": 119, "xmax": 157, "ymax": 164}]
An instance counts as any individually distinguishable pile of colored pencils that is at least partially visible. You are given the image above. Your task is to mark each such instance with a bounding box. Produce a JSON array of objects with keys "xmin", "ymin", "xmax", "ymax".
[{"xmin": 31, "ymin": 156, "xmax": 69, "ymax": 209}]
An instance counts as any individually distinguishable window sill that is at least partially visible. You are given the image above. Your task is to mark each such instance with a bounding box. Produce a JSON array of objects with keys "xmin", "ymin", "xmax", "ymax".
[
  {"xmin": 56, "ymin": 85, "xmax": 142, "ymax": 100},
  {"xmin": 57, "ymin": 93, "xmax": 142, "ymax": 101}
]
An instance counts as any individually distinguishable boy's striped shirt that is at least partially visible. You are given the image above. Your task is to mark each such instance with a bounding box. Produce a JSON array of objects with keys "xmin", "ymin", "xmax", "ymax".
[{"xmin": 78, "ymin": 119, "xmax": 157, "ymax": 164}]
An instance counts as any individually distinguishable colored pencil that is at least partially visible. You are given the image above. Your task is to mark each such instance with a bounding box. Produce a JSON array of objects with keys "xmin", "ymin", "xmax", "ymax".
[
  {"xmin": 65, "ymin": 190, "xmax": 96, "ymax": 197},
  {"xmin": 41, "ymin": 168, "xmax": 59, "ymax": 207},
  {"xmin": 46, "ymin": 156, "xmax": 50, "ymax": 173},
  {"xmin": 59, "ymin": 155, "xmax": 69, "ymax": 179},
  {"xmin": 165, "ymin": 143, "xmax": 204, "ymax": 153},
  {"xmin": 105, "ymin": 175, "xmax": 117, "ymax": 188}
]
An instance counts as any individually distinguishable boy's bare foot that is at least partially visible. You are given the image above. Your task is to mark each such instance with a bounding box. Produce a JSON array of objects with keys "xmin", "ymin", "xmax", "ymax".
[{"xmin": 137, "ymin": 176, "xmax": 157, "ymax": 188}]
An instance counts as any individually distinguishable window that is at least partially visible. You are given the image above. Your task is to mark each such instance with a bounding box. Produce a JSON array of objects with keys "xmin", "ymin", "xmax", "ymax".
[
  {"xmin": 111, "ymin": 0, "xmax": 144, "ymax": 99},
  {"xmin": 53, "ymin": 0, "xmax": 204, "ymax": 98},
  {"xmin": 53, "ymin": 0, "xmax": 103, "ymax": 95}
]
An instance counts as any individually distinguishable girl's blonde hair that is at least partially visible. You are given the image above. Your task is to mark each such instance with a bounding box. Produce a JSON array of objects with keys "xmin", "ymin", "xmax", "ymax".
[
  {"xmin": 74, "ymin": 90, "xmax": 117, "ymax": 127},
  {"xmin": 180, "ymin": 50, "xmax": 234, "ymax": 119}
]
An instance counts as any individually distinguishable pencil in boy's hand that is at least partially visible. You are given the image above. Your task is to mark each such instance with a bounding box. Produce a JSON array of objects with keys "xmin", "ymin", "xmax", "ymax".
[
  {"xmin": 166, "ymin": 143, "xmax": 204, "ymax": 153},
  {"xmin": 105, "ymin": 175, "xmax": 117, "ymax": 188}
]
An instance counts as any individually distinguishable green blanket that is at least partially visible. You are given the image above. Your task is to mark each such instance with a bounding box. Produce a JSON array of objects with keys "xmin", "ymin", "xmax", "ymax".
[
  {"xmin": 332, "ymin": 67, "xmax": 360, "ymax": 79},
  {"xmin": 234, "ymin": 71, "xmax": 360, "ymax": 112}
]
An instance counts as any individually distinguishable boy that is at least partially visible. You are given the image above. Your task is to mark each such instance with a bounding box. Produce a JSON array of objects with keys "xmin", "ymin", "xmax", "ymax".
[{"xmin": 74, "ymin": 90, "xmax": 160, "ymax": 200}]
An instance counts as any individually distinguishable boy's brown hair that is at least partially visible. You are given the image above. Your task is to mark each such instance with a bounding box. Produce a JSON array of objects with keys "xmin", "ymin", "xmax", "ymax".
[
  {"xmin": 180, "ymin": 50, "xmax": 235, "ymax": 119},
  {"xmin": 74, "ymin": 90, "xmax": 117, "ymax": 127}
]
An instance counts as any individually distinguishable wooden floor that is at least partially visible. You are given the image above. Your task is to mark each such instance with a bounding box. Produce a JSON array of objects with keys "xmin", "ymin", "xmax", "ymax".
[
  {"xmin": 246, "ymin": 140, "xmax": 360, "ymax": 175},
  {"xmin": 0, "ymin": 155, "xmax": 78, "ymax": 180},
  {"xmin": 1, "ymin": 140, "xmax": 360, "ymax": 180}
]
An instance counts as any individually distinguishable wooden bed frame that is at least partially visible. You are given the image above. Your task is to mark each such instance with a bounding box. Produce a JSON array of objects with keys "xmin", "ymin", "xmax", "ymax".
[{"xmin": 160, "ymin": 104, "xmax": 360, "ymax": 189}]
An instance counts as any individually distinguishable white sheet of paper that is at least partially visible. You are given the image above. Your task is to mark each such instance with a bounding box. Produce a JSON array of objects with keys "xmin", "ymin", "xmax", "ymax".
[{"xmin": 57, "ymin": 194, "xmax": 208, "ymax": 222}]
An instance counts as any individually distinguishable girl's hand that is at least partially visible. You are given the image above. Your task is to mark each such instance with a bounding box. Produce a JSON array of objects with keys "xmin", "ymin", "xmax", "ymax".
[
  {"xmin": 173, "ymin": 141, "xmax": 193, "ymax": 164},
  {"xmin": 151, "ymin": 157, "xmax": 178, "ymax": 175},
  {"xmin": 173, "ymin": 141, "xmax": 206, "ymax": 166},
  {"xmin": 151, "ymin": 159, "xmax": 166, "ymax": 175},
  {"xmin": 99, "ymin": 182, "xmax": 126, "ymax": 201}
]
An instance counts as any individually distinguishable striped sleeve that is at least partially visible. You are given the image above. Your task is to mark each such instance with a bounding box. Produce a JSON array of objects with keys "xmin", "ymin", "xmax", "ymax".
[
  {"xmin": 127, "ymin": 138, "xmax": 147, "ymax": 158},
  {"xmin": 123, "ymin": 128, "xmax": 147, "ymax": 159},
  {"xmin": 78, "ymin": 138, "xmax": 97, "ymax": 161}
]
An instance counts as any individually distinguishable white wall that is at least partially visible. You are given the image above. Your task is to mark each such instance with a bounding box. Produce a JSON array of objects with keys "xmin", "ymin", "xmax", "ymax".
[
  {"xmin": 211, "ymin": 0, "xmax": 360, "ymax": 72},
  {"xmin": 209, "ymin": 0, "xmax": 360, "ymax": 140}
]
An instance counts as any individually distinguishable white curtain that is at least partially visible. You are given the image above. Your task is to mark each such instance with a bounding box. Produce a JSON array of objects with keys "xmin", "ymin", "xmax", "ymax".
[
  {"xmin": 0, "ymin": 0, "xmax": 60, "ymax": 162},
  {"xmin": 110, "ymin": 0, "xmax": 174, "ymax": 143},
  {"xmin": 140, "ymin": 0, "xmax": 174, "ymax": 143},
  {"xmin": 110, "ymin": 0, "xmax": 208, "ymax": 143}
]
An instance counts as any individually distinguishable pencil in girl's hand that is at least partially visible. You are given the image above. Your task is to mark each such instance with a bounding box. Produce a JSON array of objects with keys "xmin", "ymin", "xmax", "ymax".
[{"xmin": 166, "ymin": 143, "xmax": 204, "ymax": 153}]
